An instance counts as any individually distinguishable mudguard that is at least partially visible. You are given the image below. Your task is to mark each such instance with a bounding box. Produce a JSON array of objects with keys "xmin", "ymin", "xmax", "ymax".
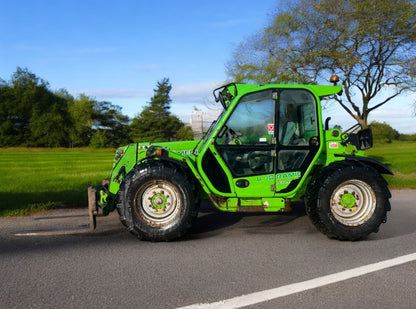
[{"xmin": 335, "ymin": 154, "xmax": 393, "ymax": 175}]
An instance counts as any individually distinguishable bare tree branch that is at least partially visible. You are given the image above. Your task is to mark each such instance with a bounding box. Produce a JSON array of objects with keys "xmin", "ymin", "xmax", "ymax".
[{"xmin": 227, "ymin": 0, "xmax": 416, "ymax": 126}]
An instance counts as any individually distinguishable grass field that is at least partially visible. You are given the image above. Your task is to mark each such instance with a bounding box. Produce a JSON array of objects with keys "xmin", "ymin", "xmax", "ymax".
[
  {"xmin": 0, "ymin": 148, "xmax": 114, "ymax": 216},
  {"xmin": 366, "ymin": 140, "xmax": 416, "ymax": 189},
  {"xmin": 0, "ymin": 141, "xmax": 415, "ymax": 216}
]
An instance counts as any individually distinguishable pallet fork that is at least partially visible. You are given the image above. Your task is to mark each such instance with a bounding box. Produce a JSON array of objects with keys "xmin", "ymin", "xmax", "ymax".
[{"xmin": 10, "ymin": 183, "xmax": 106, "ymax": 237}]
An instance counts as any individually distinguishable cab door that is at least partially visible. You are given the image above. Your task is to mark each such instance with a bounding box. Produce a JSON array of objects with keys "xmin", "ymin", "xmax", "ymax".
[
  {"xmin": 207, "ymin": 89, "xmax": 277, "ymax": 198},
  {"xmin": 275, "ymin": 88, "xmax": 321, "ymax": 193}
]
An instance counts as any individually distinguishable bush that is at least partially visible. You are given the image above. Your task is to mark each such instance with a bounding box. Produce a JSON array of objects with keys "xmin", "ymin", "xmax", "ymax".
[
  {"xmin": 369, "ymin": 121, "xmax": 399, "ymax": 142},
  {"xmin": 399, "ymin": 133, "xmax": 416, "ymax": 141}
]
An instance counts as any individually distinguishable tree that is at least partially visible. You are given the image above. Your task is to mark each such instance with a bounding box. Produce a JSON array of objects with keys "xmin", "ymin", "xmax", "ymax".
[
  {"xmin": 0, "ymin": 67, "xmax": 131, "ymax": 148},
  {"xmin": 29, "ymin": 107, "xmax": 69, "ymax": 147},
  {"xmin": 177, "ymin": 125, "xmax": 194, "ymax": 140},
  {"xmin": 0, "ymin": 67, "xmax": 45, "ymax": 146},
  {"xmin": 0, "ymin": 82, "xmax": 19, "ymax": 146},
  {"xmin": 0, "ymin": 67, "xmax": 71, "ymax": 147},
  {"xmin": 228, "ymin": 0, "xmax": 416, "ymax": 128},
  {"xmin": 90, "ymin": 100, "xmax": 131, "ymax": 148},
  {"xmin": 64, "ymin": 92, "xmax": 94, "ymax": 148},
  {"xmin": 130, "ymin": 78, "xmax": 186, "ymax": 142}
]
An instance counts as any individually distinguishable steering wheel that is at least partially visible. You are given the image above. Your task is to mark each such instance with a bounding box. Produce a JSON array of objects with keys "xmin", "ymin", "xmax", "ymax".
[
  {"xmin": 248, "ymin": 151, "xmax": 270, "ymax": 171},
  {"xmin": 225, "ymin": 126, "xmax": 243, "ymax": 145}
]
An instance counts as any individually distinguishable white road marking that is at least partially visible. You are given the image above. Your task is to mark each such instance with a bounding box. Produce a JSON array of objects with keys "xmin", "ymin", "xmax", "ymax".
[{"xmin": 178, "ymin": 253, "xmax": 416, "ymax": 309}]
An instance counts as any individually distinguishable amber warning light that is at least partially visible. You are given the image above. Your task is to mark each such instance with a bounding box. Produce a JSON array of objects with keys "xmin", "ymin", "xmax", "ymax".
[{"xmin": 330, "ymin": 75, "xmax": 340, "ymax": 85}]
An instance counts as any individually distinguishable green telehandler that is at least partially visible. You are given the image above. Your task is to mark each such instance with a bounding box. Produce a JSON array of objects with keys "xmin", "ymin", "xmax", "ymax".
[{"xmin": 88, "ymin": 75, "xmax": 392, "ymax": 241}]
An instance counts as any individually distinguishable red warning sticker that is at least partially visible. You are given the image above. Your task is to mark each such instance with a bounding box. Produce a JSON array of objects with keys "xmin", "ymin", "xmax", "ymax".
[{"xmin": 329, "ymin": 142, "xmax": 339, "ymax": 149}]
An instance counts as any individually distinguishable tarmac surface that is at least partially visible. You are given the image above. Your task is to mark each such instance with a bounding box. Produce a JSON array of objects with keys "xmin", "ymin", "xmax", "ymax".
[{"xmin": 1, "ymin": 189, "xmax": 415, "ymax": 308}]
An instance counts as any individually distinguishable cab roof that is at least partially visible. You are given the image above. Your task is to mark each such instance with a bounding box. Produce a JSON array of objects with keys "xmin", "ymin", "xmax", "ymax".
[{"xmin": 214, "ymin": 82, "xmax": 342, "ymax": 108}]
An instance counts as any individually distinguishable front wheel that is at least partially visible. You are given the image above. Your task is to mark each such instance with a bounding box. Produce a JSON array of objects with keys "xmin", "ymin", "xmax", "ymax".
[
  {"xmin": 305, "ymin": 163, "xmax": 391, "ymax": 240},
  {"xmin": 118, "ymin": 162, "xmax": 199, "ymax": 241},
  {"xmin": 330, "ymin": 179, "xmax": 377, "ymax": 227}
]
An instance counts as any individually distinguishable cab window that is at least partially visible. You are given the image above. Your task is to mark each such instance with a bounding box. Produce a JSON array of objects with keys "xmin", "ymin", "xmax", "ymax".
[
  {"xmin": 216, "ymin": 90, "xmax": 275, "ymax": 145},
  {"xmin": 278, "ymin": 89, "xmax": 318, "ymax": 146}
]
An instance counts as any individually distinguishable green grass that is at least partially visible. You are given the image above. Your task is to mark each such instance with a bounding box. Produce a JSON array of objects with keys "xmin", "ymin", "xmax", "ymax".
[
  {"xmin": 0, "ymin": 148, "xmax": 114, "ymax": 216},
  {"xmin": 366, "ymin": 140, "xmax": 416, "ymax": 189},
  {"xmin": 0, "ymin": 142, "xmax": 415, "ymax": 216}
]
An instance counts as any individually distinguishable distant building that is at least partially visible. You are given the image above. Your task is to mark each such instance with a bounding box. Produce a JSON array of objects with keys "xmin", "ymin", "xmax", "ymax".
[{"xmin": 191, "ymin": 110, "xmax": 204, "ymax": 139}]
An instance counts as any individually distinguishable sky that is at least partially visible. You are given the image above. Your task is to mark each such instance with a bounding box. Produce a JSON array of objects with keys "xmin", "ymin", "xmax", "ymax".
[{"xmin": 1, "ymin": 0, "xmax": 415, "ymax": 133}]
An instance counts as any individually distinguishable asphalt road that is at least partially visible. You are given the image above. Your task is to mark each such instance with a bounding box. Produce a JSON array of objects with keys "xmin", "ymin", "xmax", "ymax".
[{"xmin": 1, "ymin": 189, "xmax": 415, "ymax": 308}]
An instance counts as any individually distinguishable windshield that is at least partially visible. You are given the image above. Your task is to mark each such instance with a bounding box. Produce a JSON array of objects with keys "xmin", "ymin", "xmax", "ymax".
[{"xmin": 193, "ymin": 109, "xmax": 226, "ymax": 154}]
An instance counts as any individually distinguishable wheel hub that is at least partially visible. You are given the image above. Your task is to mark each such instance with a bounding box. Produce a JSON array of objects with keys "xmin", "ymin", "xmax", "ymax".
[
  {"xmin": 330, "ymin": 180, "xmax": 376, "ymax": 226},
  {"xmin": 151, "ymin": 193, "xmax": 167, "ymax": 211},
  {"xmin": 136, "ymin": 181, "xmax": 181, "ymax": 226},
  {"xmin": 340, "ymin": 192, "xmax": 356, "ymax": 209}
]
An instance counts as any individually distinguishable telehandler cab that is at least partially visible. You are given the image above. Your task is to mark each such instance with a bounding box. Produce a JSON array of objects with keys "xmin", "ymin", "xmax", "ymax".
[{"xmin": 89, "ymin": 75, "xmax": 392, "ymax": 241}]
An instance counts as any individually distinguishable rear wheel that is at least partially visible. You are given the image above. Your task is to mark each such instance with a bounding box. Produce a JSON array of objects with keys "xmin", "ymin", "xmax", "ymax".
[
  {"xmin": 305, "ymin": 163, "xmax": 390, "ymax": 240},
  {"xmin": 118, "ymin": 162, "xmax": 199, "ymax": 241}
]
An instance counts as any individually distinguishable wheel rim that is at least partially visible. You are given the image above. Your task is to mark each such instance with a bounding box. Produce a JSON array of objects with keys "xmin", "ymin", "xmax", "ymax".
[
  {"xmin": 330, "ymin": 179, "xmax": 376, "ymax": 226},
  {"xmin": 135, "ymin": 180, "xmax": 181, "ymax": 227}
]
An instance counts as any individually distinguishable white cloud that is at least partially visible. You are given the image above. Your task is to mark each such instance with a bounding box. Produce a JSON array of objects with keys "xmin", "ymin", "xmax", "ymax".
[
  {"xmin": 171, "ymin": 81, "xmax": 224, "ymax": 103},
  {"xmin": 69, "ymin": 81, "xmax": 226, "ymax": 121},
  {"xmin": 69, "ymin": 82, "xmax": 416, "ymax": 133},
  {"xmin": 73, "ymin": 80, "xmax": 225, "ymax": 101},
  {"xmin": 326, "ymin": 100, "xmax": 416, "ymax": 134},
  {"xmin": 70, "ymin": 88, "xmax": 151, "ymax": 99},
  {"xmin": 168, "ymin": 81, "xmax": 225, "ymax": 123},
  {"xmin": 369, "ymin": 104, "xmax": 416, "ymax": 134}
]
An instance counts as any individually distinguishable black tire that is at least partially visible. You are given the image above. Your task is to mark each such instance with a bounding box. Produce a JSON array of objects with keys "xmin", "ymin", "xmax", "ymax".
[
  {"xmin": 117, "ymin": 161, "xmax": 199, "ymax": 241},
  {"xmin": 305, "ymin": 162, "xmax": 391, "ymax": 240}
]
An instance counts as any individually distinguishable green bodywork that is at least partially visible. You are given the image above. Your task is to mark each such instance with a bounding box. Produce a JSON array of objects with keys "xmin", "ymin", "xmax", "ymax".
[{"xmin": 97, "ymin": 83, "xmax": 371, "ymax": 215}]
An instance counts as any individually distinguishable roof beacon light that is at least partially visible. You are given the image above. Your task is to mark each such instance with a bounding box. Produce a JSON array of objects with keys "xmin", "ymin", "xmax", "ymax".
[{"xmin": 330, "ymin": 75, "xmax": 340, "ymax": 86}]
